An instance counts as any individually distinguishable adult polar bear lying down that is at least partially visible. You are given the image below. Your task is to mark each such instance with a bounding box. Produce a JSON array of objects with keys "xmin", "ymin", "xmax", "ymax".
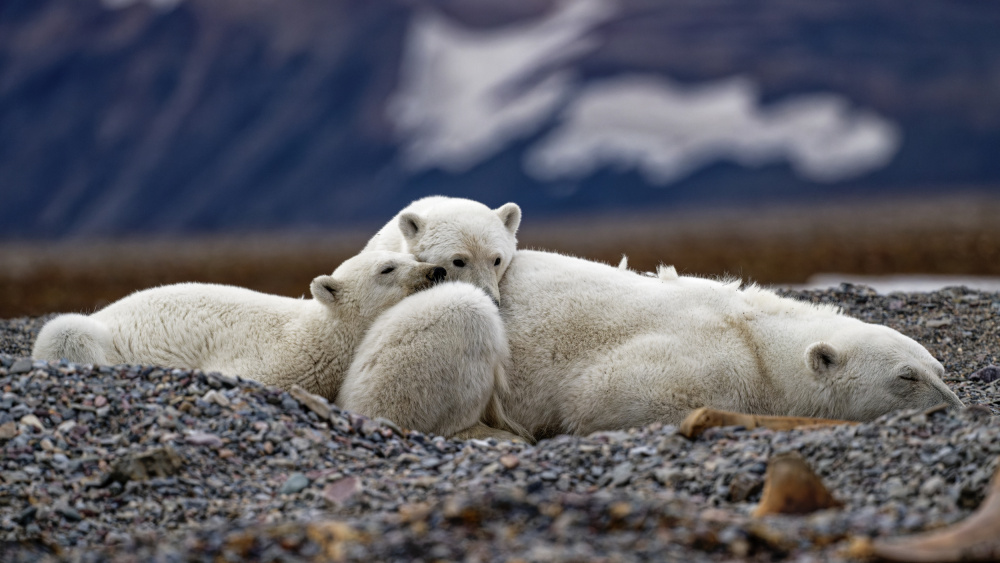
[
  {"xmin": 31, "ymin": 251, "xmax": 521, "ymax": 439},
  {"xmin": 496, "ymin": 250, "xmax": 963, "ymax": 438}
]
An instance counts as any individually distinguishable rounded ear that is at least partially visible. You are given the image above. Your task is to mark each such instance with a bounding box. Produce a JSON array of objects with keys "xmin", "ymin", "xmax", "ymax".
[
  {"xmin": 398, "ymin": 212, "xmax": 425, "ymax": 242},
  {"xmin": 495, "ymin": 203, "xmax": 521, "ymax": 235},
  {"xmin": 310, "ymin": 275, "xmax": 341, "ymax": 307},
  {"xmin": 805, "ymin": 342, "xmax": 839, "ymax": 374}
]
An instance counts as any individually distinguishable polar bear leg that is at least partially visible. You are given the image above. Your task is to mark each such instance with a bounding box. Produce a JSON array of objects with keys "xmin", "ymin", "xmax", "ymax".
[
  {"xmin": 32, "ymin": 314, "xmax": 113, "ymax": 365},
  {"xmin": 338, "ymin": 283, "xmax": 514, "ymax": 438},
  {"xmin": 563, "ymin": 335, "xmax": 712, "ymax": 435}
]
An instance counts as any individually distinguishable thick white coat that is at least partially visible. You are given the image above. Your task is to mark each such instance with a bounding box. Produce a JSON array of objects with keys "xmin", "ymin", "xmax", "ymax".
[
  {"xmin": 363, "ymin": 196, "xmax": 521, "ymax": 304},
  {"xmin": 338, "ymin": 282, "xmax": 525, "ymax": 439},
  {"xmin": 32, "ymin": 252, "xmax": 443, "ymax": 401},
  {"xmin": 496, "ymin": 250, "xmax": 963, "ymax": 438}
]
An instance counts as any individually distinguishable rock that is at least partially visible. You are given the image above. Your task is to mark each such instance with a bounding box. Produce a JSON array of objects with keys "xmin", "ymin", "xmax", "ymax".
[
  {"xmin": 421, "ymin": 457, "xmax": 444, "ymax": 469},
  {"xmin": 374, "ymin": 417, "xmax": 402, "ymax": 435},
  {"xmin": 19, "ymin": 414, "xmax": 44, "ymax": 431},
  {"xmin": 2, "ymin": 471, "xmax": 30, "ymax": 484},
  {"xmin": 280, "ymin": 472, "xmax": 310, "ymax": 495},
  {"xmin": 0, "ymin": 421, "xmax": 17, "ymax": 440},
  {"xmin": 925, "ymin": 318, "xmax": 954, "ymax": 328},
  {"xmin": 56, "ymin": 505, "xmax": 83, "ymax": 522},
  {"xmin": 610, "ymin": 462, "xmax": 634, "ymax": 487},
  {"xmin": 98, "ymin": 447, "xmax": 183, "ymax": 487},
  {"xmin": 201, "ymin": 390, "xmax": 230, "ymax": 407},
  {"xmin": 654, "ymin": 468, "xmax": 684, "ymax": 487},
  {"xmin": 920, "ymin": 476, "xmax": 946, "ymax": 496},
  {"xmin": 184, "ymin": 430, "xmax": 224, "ymax": 448},
  {"xmin": 14, "ymin": 506, "xmax": 37, "ymax": 525},
  {"xmin": 728, "ymin": 473, "xmax": 764, "ymax": 503},
  {"xmin": 499, "ymin": 455, "xmax": 520, "ymax": 470},
  {"xmin": 964, "ymin": 405, "xmax": 994, "ymax": 420},
  {"xmin": 289, "ymin": 384, "xmax": 332, "ymax": 420},
  {"xmin": 323, "ymin": 476, "xmax": 361, "ymax": 505},
  {"xmin": 969, "ymin": 365, "xmax": 1000, "ymax": 383},
  {"xmin": 9, "ymin": 358, "xmax": 33, "ymax": 374}
]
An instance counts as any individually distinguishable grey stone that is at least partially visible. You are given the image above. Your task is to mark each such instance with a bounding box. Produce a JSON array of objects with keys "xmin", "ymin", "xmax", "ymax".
[{"xmin": 279, "ymin": 473, "xmax": 310, "ymax": 495}]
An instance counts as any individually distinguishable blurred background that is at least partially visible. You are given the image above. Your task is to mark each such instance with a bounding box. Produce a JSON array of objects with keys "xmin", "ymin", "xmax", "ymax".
[{"xmin": 2, "ymin": 0, "xmax": 999, "ymax": 318}]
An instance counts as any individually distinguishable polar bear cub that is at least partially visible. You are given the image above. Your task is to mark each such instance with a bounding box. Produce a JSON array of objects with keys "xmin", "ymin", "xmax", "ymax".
[
  {"xmin": 32, "ymin": 251, "xmax": 446, "ymax": 401},
  {"xmin": 338, "ymin": 281, "xmax": 527, "ymax": 440},
  {"xmin": 363, "ymin": 196, "xmax": 521, "ymax": 305}
]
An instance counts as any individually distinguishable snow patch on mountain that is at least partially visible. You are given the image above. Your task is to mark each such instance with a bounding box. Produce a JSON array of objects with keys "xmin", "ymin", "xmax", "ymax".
[
  {"xmin": 525, "ymin": 75, "xmax": 902, "ymax": 185},
  {"xmin": 388, "ymin": 0, "xmax": 615, "ymax": 173},
  {"xmin": 391, "ymin": 3, "xmax": 901, "ymax": 185}
]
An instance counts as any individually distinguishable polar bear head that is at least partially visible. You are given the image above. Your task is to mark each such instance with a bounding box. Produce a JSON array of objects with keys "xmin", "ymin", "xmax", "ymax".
[
  {"xmin": 369, "ymin": 196, "xmax": 521, "ymax": 305},
  {"xmin": 802, "ymin": 323, "xmax": 963, "ymax": 420},
  {"xmin": 310, "ymin": 251, "xmax": 446, "ymax": 321}
]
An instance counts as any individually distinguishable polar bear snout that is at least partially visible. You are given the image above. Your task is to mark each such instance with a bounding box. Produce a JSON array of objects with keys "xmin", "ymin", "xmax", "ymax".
[{"xmin": 429, "ymin": 267, "xmax": 447, "ymax": 283}]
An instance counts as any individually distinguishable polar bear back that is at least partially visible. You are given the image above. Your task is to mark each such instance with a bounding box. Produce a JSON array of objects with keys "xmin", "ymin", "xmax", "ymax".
[
  {"xmin": 499, "ymin": 250, "xmax": 774, "ymax": 350},
  {"xmin": 496, "ymin": 250, "xmax": 949, "ymax": 435},
  {"xmin": 92, "ymin": 283, "xmax": 324, "ymax": 377}
]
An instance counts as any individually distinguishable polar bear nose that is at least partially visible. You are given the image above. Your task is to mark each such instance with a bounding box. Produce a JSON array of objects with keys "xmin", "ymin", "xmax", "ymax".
[{"xmin": 429, "ymin": 267, "xmax": 447, "ymax": 283}]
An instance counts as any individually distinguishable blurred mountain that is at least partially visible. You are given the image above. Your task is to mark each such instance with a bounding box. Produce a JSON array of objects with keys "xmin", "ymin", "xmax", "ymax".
[{"xmin": 1, "ymin": 0, "xmax": 999, "ymax": 239}]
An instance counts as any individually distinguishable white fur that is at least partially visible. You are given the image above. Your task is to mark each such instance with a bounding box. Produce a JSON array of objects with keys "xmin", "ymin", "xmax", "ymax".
[
  {"xmin": 33, "ymin": 314, "xmax": 113, "ymax": 365},
  {"xmin": 363, "ymin": 196, "xmax": 521, "ymax": 304},
  {"xmin": 656, "ymin": 264, "xmax": 679, "ymax": 281},
  {"xmin": 496, "ymin": 250, "xmax": 963, "ymax": 438},
  {"xmin": 31, "ymin": 251, "xmax": 443, "ymax": 401},
  {"xmin": 337, "ymin": 282, "xmax": 526, "ymax": 439}
]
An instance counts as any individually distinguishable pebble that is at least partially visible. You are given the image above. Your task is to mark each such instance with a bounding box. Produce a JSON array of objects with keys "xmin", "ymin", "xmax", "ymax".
[
  {"xmin": 0, "ymin": 286, "xmax": 997, "ymax": 561},
  {"xmin": 280, "ymin": 472, "xmax": 311, "ymax": 494},
  {"xmin": 969, "ymin": 365, "xmax": 1000, "ymax": 383},
  {"xmin": 323, "ymin": 476, "xmax": 361, "ymax": 505},
  {"xmin": 8, "ymin": 358, "xmax": 32, "ymax": 374},
  {"xmin": 183, "ymin": 430, "xmax": 224, "ymax": 448}
]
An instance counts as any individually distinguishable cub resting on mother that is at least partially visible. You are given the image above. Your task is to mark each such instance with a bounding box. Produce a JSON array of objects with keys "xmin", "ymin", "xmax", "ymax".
[{"xmin": 378, "ymin": 197, "xmax": 963, "ymax": 440}]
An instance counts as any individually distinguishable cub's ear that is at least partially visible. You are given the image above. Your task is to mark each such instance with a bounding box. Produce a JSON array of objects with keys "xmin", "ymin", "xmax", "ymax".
[
  {"xmin": 495, "ymin": 202, "xmax": 521, "ymax": 235},
  {"xmin": 398, "ymin": 212, "xmax": 425, "ymax": 242},
  {"xmin": 310, "ymin": 275, "xmax": 342, "ymax": 307},
  {"xmin": 805, "ymin": 342, "xmax": 839, "ymax": 374}
]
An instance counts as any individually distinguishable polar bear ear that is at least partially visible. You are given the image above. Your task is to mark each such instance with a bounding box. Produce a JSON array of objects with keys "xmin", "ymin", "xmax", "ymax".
[
  {"xmin": 310, "ymin": 275, "xmax": 342, "ymax": 307},
  {"xmin": 495, "ymin": 203, "xmax": 521, "ymax": 235},
  {"xmin": 805, "ymin": 342, "xmax": 839, "ymax": 375},
  {"xmin": 398, "ymin": 212, "xmax": 425, "ymax": 243}
]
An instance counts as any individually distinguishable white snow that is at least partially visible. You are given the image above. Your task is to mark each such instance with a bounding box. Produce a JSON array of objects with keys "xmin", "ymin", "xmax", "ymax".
[
  {"xmin": 387, "ymin": 0, "xmax": 615, "ymax": 173},
  {"xmin": 524, "ymin": 75, "xmax": 902, "ymax": 185},
  {"xmin": 390, "ymin": 4, "xmax": 902, "ymax": 184}
]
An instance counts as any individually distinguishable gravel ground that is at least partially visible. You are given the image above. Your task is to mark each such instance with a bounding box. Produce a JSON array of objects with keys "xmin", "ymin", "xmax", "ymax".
[{"xmin": 1, "ymin": 284, "xmax": 998, "ymax": 562}]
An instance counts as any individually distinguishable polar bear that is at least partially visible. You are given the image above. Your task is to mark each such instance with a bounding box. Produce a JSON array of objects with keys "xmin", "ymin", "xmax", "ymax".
[
  {"xmin": 32, "ymin": 251, "xmax": 446, "ymax": 402},
  {"xmin": 363, "ymin": 196, "xmax": 521, "ymax": 305},
  {"xmin": 338, "ymin": 281, "xmax": 529, "ymax": 441},
  {"xmin": 498, "ymin": 250, "xmax": 964, "ymax": 438}
]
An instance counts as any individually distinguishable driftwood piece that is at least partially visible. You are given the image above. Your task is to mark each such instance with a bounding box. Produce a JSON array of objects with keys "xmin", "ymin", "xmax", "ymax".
[
  {"xmin": 868, "ymin": 464, "xmax": 1000, "ymax": 562},
  {"xmin": 678, "ymin": 407, "xmax": 855, "ymax": 439},
  {"xmin": 753, "ymin": 452, "xmax": 842, "ymax": 517}
]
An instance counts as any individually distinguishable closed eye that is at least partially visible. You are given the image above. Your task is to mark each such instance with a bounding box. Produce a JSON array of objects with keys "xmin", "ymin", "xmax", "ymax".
[
  {"xmin": 899, "ymin": 370, "xmax": 918, "ymax": 382},
  {"xmin": 380, "ymin": 266, "xmax": 395, "ymax": 275}
]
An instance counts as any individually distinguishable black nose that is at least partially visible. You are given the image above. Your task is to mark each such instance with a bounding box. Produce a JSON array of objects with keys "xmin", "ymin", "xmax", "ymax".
[{"xmin": 430, "ymin": 267, "xmax": 447, "ymax": 282}]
